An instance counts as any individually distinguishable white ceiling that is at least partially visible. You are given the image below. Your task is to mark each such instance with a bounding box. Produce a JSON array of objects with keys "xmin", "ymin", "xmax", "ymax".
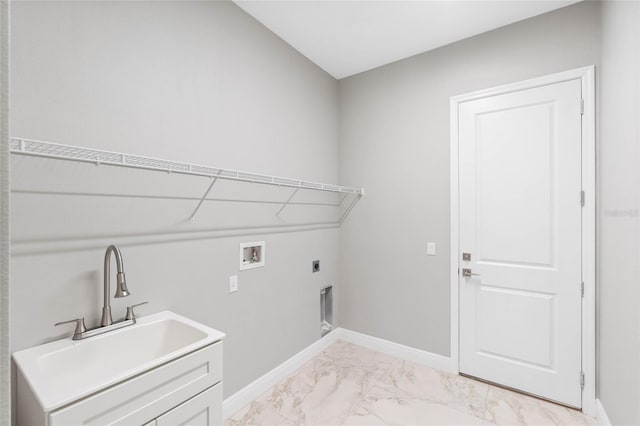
[{"xmin": 234, "ymin": 0, "xmax": 580, "ymax": 79}]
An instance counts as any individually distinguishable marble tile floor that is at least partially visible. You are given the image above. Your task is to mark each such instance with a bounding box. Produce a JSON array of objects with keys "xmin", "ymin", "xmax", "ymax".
[{"xmin": 226, "ymin": 340, "xmax": 597, "ymax": 426}]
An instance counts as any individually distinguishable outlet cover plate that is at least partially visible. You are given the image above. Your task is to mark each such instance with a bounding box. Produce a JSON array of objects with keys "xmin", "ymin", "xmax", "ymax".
[{"xmin": 229, "ymin": 275, "xmax": 238, "ymax": 293}]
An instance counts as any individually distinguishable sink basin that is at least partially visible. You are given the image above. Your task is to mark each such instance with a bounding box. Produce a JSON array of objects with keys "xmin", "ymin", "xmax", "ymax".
[{"xmin": 13, "ymin": 311, "xmax": 225, "ymax": 412}]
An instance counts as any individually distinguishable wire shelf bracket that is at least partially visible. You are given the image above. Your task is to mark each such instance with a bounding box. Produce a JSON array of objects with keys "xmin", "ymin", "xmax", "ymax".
[
  {"xmin": 10, "ymin": 137, "xmax": 365, "ymax": 224},
  {"xmin": 276, "ymin": 188, "xmax": 299, "ymax": 217},
  {"xmin": 189, "ymin": 170, "xmax": 222, "ymax": 223}
]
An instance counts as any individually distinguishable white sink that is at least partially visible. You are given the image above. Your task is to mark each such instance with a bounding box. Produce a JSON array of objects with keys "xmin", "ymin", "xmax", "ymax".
[{"xmin": 13, "ymin": 311, "xmax": 225, "ymax": 412}]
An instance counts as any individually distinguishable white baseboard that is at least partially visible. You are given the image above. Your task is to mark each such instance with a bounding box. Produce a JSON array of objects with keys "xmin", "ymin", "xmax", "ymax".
[
  {"xmin": 337, "ymin": 328, "xmax": 454, "ymax": 373},
  {"xmin": 222, "ymin": 330, "xmax": 342, "ymax": 419},
  {"xmin": 223, "ymin": 327, "xmax": 453, "ymax": 419},
  {"xmin": 595, "ymin": 399, "xmax": 612, "ymax": 426}
]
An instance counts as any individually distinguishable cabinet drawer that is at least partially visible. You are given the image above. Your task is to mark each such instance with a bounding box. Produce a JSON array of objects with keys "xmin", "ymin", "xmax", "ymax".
[
  {"xmin": 49, "ymin": 342, "xmax": 222, "ymax": 426},
  {"xmin": 156, "ymin": 383, "xmax": 222, "ymax": 426}
]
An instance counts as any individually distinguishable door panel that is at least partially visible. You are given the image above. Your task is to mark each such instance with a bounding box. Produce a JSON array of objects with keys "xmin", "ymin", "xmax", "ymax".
[
  {"xmin": 476, "ymin": 102, "xmax": 554, "ymax": 267},
  {"xmin": 477, "ymin": 286, "xmax": 554, "ymax": 368},
  {"xmin": 458, "ymin": 79, "xmax": 582, "ymax": 407}
]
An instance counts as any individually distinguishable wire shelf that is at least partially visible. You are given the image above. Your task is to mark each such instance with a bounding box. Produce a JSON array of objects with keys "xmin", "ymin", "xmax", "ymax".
[
  {"xmin": 10, "ymin": 137, "xmax": 364, "ymax": 195},
  {"xmin": 10, "ymin": 137, "xmax": 364, "ymax": 223}
]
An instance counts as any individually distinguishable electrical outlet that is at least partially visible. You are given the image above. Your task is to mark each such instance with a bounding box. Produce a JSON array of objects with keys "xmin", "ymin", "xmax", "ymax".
[
  {"xmin": 229, "ymin": 275, "xmax": 238, "ymax": 293},
  {"xmin": 427, "ymin": 242, "xmax": 436, "ymax": 256},
  {"xmin": 312, "ymin": 260, "xmax": 320, "ymax": 273}
]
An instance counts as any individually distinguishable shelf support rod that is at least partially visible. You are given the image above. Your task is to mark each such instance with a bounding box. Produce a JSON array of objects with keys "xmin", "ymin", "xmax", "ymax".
[
  {"xmin": 338, "ymin": 193, "xmax": 361, "ymax": 224},
  {"xmin": 189, "ymin": 172, "xmax": 222, "ymax": 223},
  {"xmin": 276, "ymin": 187, "xmax": 299, "ymax": 216}
]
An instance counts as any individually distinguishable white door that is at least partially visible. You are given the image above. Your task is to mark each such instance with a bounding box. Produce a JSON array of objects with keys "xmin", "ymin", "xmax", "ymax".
[{"xmin": 458, "ymin": 78, "xmax": 583, "ymax": 407}]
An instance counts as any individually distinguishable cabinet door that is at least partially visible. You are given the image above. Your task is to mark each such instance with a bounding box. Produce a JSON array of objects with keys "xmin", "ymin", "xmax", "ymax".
[{"xmin": 156, "ymin": 383, "xmax": 222, "ymax": 426}]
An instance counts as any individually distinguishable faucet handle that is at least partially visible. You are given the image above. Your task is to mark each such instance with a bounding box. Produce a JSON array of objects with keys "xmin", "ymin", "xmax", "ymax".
[
  {"xmin": 55, "ymin": 318, "xmax": 87, "ymax": 336},
  {"xmin": 125, "ymin": 302, "xmax": 148, "ymax": 321}
]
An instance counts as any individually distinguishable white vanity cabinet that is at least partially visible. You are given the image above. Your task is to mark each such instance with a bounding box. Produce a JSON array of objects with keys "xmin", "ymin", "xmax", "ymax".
[
  {"xmin": 48, "ymin": 342, "xmax": 222, "ymax": 426},
  {"xmin": 13, "ymin": 311, "xmax": 226, "ymax": 426}
]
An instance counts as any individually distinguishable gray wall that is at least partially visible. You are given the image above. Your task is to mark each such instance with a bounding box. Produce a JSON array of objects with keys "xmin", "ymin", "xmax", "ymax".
[
  {"xmin": 1, "ymin": 0, "xmax": 10, "ymax": 423},
  {"xmin": 338, "ymin": 1, "xmax": 601, "ymax": 356},
  {"xmin": 10, "ymin": 1, "xmax": 340, "ymax": 398},
  {"xmin": 598, "ymin": 1, "xmax": 640, "ymax": 424}
]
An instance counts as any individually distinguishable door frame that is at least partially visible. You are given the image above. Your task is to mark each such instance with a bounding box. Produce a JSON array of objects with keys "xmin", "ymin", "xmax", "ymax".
[{"xmin": 449, "ymin": 66, "xmax": 596, "ymax": 415}]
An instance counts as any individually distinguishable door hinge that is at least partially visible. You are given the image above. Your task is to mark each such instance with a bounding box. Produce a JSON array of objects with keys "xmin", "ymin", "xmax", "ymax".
[
  {"xmin": 580, "ymin": 99, "xmax": 584, "ymax": 115},
  {"xmin": 580, "ymin": 372, "xmax": 585, "ymax": 389},
  {"xmin": 581, "ymin": 190, "xmax": 585, "ymax": 207},
  {"xmin": 581, "ymin": 281, "xmax": 584, "ymax": 297}
]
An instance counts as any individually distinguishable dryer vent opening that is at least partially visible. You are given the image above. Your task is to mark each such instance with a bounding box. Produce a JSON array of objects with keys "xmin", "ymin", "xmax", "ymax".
[{"xmin": 320, "ymin": 285, "xmax": 333, "ymax": 337}]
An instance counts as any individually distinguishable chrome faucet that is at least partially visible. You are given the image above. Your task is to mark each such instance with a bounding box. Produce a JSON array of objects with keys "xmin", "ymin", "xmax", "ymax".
[
  {"xmin": 55, "ymin": 244, "xmax": 148, "ymax": 340},
  {"xmin": 101, "ymin": 245, "xmax": 130, "ymax": 326}
]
